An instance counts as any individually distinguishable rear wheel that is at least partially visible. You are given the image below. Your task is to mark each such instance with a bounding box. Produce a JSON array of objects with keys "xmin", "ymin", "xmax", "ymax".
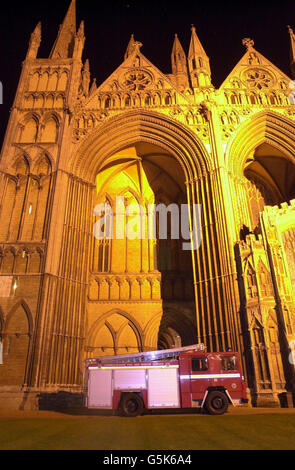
[
  {"xmin": 205, "ymin": 391, "xmax": 228, "ymax": 415},
  {"xmin": 120, "ymin": 393, "xmax": 144, "ymax": 417}
]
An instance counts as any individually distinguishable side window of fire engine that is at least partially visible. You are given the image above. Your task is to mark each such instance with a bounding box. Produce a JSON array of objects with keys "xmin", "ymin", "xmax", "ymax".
[
  {"xmin": 191, "ymin": 357, "xmax": 208, "ymax": 371},
  {"xmin": 221, "ymin": 355, "xmax": 237, "ymax": 371}
]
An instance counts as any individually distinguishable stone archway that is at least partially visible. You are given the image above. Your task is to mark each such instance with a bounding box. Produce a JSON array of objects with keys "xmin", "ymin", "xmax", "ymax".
[
  {"xmin": 224, "ymin": 110, "xmax": 295, "ymax": 239},
  {"xmin": 36, "ymin": 109, "xmax": 244, "ymax": 388},
  {"xmin": 87, "ymin": 309, "xmax": 143, "ymax": 357},
  {"xmin": 70, "ymin": 110, "xmax": 241, "ymax": 353},
  {"xmin": 72, "ymin": 110, "xmax": 211, "ymax": 182},
  {"xmin": 226, "ymin": 111, "xmax": 295, "ymax": 178}
]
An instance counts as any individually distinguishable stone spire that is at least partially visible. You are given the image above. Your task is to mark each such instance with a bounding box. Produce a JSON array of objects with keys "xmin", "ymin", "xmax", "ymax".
[
  {"xmin": 188, "ymin": 25, "xmax": 211, "ymax": 88},
  {"xmin": 288, "ymin": 25, "xmax": 295, "ymax": 78},
  {"xmin": 171, "ymin": 34, "xmax": 187, "ymax": 74},
  {"xmin": 50, "ymin": 0, "xmax": 77, "ymax": 59},
  {"xmin": 26, "ymin": 22, "xmax": 42, "ymax": 59},
  {"xmin": 171, "ymin": 34, "xmax": 189, "ymax": 90}
]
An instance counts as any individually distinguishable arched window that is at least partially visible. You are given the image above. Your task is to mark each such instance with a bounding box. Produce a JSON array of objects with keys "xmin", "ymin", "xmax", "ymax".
[
  {"xmin": 112, "ymin": 95, "xmax": 120, "ymax": 108},
  {"xmin": 153, "ymin": 94, "xmax": 161, "ymax": 105},
  {"xmin": 105, "ymin": 97, "xmax": 111, "ymax": 109},
  {"xmin": 230, "ymin": 94, "xmax": 238, "ymax": 105},
  {"xmin": 37, "ymin": 72, "xmax": 49, "ymax": 91},
  {"xmin": 269, "ymin": 94, "xmax": 277, "ymax": 105},
  {"xmin": 220, "ymin": 112, "xmax": 228, "ymax": 125},
  {"xmin": 54, "ymin": 95, "xmax": 64, "ymax": 108},
  {"xmin": 47, "ymin": 72, "xmax": 58, "ymax": 91},
  {"xmin": 28, "ymin": 72, "xmax": 39, "ymax": 92},
  {"xmin": 94, "ymin": 200, "xmax": 112, "ymax": 273},
  {"xmin": 45, "ymin": 95, "xmax": 54, "ymax": 108},
  {"xmin": 24, "ymin": 95, "xmax": 34, "ymax": 108},
  {"xmin": 35, "ymin": 95, "xmax": 44, "ymax": 108},
  {"xmin": 20, "ymin": 117, "xmax": 38, "ymax": 143},
  {"xmin": 40, "ymin": 116, "xmax": 58, "ymax": 143},
  {"xmin": 0, "ymin": 156, "xmax": 30, "ymax": 241},
  {"xmin": 164, "ymin": 94, "xmax": 171, "ymax": 105},
  {"xmin": 198, "ymin": 57, "xmax": 203, "ymax": 68},
  {"xmin": 57, "ymin": 71, "xmax": 68, "ymax": 91}
]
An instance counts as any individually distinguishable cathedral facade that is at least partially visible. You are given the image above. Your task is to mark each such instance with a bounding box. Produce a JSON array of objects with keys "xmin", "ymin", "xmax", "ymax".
[{"xmin": 0, "ymin": 0, "xmax": 295, "ymax": 408}]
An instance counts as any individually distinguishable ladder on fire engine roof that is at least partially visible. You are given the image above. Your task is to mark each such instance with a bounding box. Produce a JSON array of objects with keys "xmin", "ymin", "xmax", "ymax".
[{"xmin": 86, "ymin": 343, "xmax": 205, "ymax": 365}]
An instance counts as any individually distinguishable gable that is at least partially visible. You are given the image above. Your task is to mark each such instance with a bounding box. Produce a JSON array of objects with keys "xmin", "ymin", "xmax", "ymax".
[
  {"xmin": 219, "ymin": 45, "xmax": 292, "ymax": 94},
  {"xmin": 83, "ymin": 48, "xmax": 191, "ymax": 110}
]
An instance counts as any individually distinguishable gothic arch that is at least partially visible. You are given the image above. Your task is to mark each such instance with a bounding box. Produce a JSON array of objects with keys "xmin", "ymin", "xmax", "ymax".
[
  {"xmin": 87, "ymin": 308, "xmax": 143, "ymax": 350},
  {"xmin": 19, "ymin": 113, "xmax": 39, "ymax": 144},
  {"xmin": 71, "ymin": 110, "xmax": 211, "ymax": 183},
  {"xmin": 4, "ymin": 299, "xmax": 34, "ymax": 334},
  {"xmin": 12, "ymin": 153, "xmax": 31, "ymax": 175},
  {"xmin": 33, "ymin": 152, "xmax": 52, "ymax": 175},
  {"xmin": 13, "ymin": 144, "xmax": 55, "ymax": 170},
  {"xmin": 0, "ymin": 299, "xmax": 33, "ymax": 386},
  {"xmin": 118, "ymin": 186, "xmax": 141, "ymax": 204},
  {"xmin": 226, "ymin": 110, "xmax": 295, "ymax": 177}
]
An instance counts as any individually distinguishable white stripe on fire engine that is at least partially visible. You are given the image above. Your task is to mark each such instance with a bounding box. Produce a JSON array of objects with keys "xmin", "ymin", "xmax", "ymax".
[
  {"xmin": 180, "ymin": 373, "xmax": 241, "ymax": 379},
  {"xmin": 88, "ymin": 365, "xmax": 179, "ymax": 370}
]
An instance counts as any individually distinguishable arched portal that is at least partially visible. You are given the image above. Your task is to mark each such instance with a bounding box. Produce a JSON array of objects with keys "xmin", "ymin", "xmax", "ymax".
[
  {"xmin": 90, "ymin": 142, "xmax": 196, "ymax": 352},
  {"xmin": 244, "ymin": 142, "xmax": 295, "ymax": 227},
  {"xmin": 42, "ymin": 110, "xmax": 243, "ymax": 388},
  {"xmin": 70, "ymin": 111, "xmax": 241, "ymax": 356},
  {"xmin": 226, "ymin": 111, "xmax": 295, "ymax": 234}
]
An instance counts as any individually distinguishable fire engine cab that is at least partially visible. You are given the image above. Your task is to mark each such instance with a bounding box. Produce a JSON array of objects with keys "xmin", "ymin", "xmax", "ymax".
[{"xmin": 84, "ymin": 344, "xmax": 248, "ymax": 416}]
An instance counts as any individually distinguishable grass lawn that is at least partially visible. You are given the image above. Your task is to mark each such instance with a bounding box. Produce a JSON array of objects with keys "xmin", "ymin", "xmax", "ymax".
[{"xmin": 0, "ymin": 410, "xmax": 295, "ymax": 450}]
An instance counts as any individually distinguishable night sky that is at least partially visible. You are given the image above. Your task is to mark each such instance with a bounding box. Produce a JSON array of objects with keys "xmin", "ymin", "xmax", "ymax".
[{"xmin": 0, "ymin": 0, "xmax": 294, "ymax": 143}]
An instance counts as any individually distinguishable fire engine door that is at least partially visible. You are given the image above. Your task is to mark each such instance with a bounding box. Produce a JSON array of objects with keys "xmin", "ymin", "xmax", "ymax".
[{"xmin": 190, "ymin": 356, "xmax": 209, "ymax": 401}]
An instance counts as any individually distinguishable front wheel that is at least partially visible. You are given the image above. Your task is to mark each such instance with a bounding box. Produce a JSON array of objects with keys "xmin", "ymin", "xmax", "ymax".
[
  {"xmin": 205, "ymin": 391, "xmax": 228, "ymax": 415},
  {"xmin": 120, "ymin": 393, "xmax": 144, "ymax": 417}
]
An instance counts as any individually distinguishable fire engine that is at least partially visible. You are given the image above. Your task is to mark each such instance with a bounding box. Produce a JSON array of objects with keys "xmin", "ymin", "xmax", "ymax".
[{"xmin": 84, "ymin": 344, "xmax": 248, "ymax": 416}]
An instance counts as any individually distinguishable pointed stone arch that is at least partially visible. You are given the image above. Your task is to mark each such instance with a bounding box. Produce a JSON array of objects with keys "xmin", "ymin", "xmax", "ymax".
[
  {"xmin": 12, "ymin": 154, "xmax": 31, "ymax": 175},
  {"xmin": 40, "ymin": 113, "xmax": 59, "ymax": 143},
  {"xmin": 87, "ymin": 308, "xmax": 143, "ymax": 356},
  {"xmin": 33, "ymin": 152, "xmax": 52, "ymax": 175},
  {"xmin": 72, "ymin": 109, "xmax": 211, "ymax": 183},
  {"xmin": 19, "ymin": 114, "xmax": 39, "ymax": 144},
  {"xmin": 4, "ymin": 299, "xmax": 34, "ymax": 334},
  {"xmin": 0, "ymin": 300, "xmax": 33, "ymax": 386},
  {"xmin": 226, "ymin": 110, "xmax": 295, "ymax": 177}
]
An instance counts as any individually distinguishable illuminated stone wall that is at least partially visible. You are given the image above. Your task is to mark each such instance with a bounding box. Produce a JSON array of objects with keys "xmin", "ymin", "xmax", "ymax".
[{"xmin": 0, "ymin": 1, "xmax": 294, "ymax": 407}]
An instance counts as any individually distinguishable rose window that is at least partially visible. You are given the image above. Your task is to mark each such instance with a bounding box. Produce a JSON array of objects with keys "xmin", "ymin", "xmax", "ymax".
[
  {"xmin": 122, "ymin": 70, "xmax": 153, "ymax": 91},
  {"xmin": 244, "ymin": 69, "xmax": 273, "ymax": 90}
]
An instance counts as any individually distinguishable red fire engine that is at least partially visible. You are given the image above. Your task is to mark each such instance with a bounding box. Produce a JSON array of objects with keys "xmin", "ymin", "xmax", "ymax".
[{"xmin": 84, "ymin": 344, "xmax": 248, "ymax": 416}]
